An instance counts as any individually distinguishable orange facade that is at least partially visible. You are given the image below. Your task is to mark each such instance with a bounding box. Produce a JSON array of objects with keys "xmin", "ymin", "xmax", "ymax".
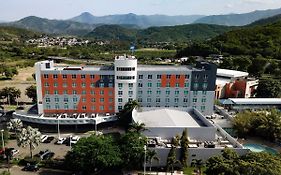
[
  {"xmin": 41, "ymin": 74, "xmax": 115, "ymax": 114},
  {"xmin": 225, "ymin": 80, "xmax": 246, "ymax": 98},
  {"xmin": 161, "ymin": 74, "xmax": 186, "ymax": 88}
]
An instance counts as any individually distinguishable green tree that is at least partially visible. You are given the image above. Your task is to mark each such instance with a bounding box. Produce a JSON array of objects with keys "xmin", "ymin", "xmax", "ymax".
[
  {"xmin": 191, "ymin": 159, "xmax": 204, "ymax": 175},
  {"xmin": 17, "ymin": 126, "xmax": 41, "ymax": 158},
  {"xmin": 256, "ymin": 78, "xmax": 281, "ymax": 98},
  {"xmin": 7, "ymin": 119, "xmax": 23, "ymax": 136},
  {"xmin": 166, "ymin": 146, "xmax": 180, "ymax": 174},
  {"xmin": 0, "ymin": 87, "xmax": 21, "ymax": 105},
  {"xmin": 65, "ymin": 135, "xmax": 122, "ymax": 174},
  {"xmin": 247, "ymin": 56, "xmax": 268, "ymax": 77},
  {"xmin": 146, "ymin": 149, "xmax": 160, "ymax": 172},
  {"xmin": 3, "ymin": 67, "xmax": 18, "ymax": 79},
  {"xmin": 117, "ymin": 100, "xmax": 140, "ymax": 129},
  {"xmin": 180, "ymin": 129, "xmax": 189, "ymax": 168},
  {"xmin": 129, "ymin": 122, "xmax": 146, "ymax": 133},
  {"xmin": 25, "ymin": 85, "xmax": 37, "ymax": 103}
]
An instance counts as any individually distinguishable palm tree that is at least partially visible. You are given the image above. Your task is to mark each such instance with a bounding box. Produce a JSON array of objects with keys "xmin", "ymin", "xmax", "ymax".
[
  {"xmin": 7, "ymin": 119, "xmax": 23, "ymax": 136},
  {"xmin": 123, "ymin": 100, "xmax": 140, "ymax": 111},
  {"xmin": 147, "ymin": 149, "xmax": 160, "ymax": 172},
  {"xmin": 129, "ymin": 122, "xmax": 146, "ymax": 133},
  {"xmin": 118, "ymin": 100, "xmax": 140, "ymax": 129},
  {"xmin": 166, "ymin": 146, "xmax": 181, "ymax": 175},
  {"xmin": 17, "ymin": 126, "xmax": 41, "ymax": 158},
  {"xmin": 191, "ymin": 159, "xmax": 204, "ymax": 175}
]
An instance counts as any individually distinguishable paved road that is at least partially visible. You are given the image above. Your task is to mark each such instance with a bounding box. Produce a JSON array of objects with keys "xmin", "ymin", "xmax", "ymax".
[{"xmin": 0, "ymin": 165, "xmax": 72, "ymax": 175}]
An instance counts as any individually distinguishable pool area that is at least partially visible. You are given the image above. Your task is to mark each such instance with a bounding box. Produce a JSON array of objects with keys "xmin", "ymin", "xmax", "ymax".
[{"xmin": 243, "ymin": 143, "xmax": 278, "ymax": 155}]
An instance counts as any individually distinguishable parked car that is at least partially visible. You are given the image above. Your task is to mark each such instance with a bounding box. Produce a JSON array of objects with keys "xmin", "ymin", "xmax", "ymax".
[
  {"xmin": 43, "ymin": 136, "xmax": 54, "ymax": 143},
  {"xmin": 56, "ymin": 137, "xmax": 66, "ymax": 145},
  {"xmin": 10, "ymin": 148, "xmax": 19, "ymax": 156},
  {"xmin": 70, "ymin": 136, "xmax": 80, "ymax": 145},
  {"xmin": 35, "ymin": 149, "xmax": 50, "ymax": 159},
  {"xmin": 40, "ymin": 135, "xmax": 48, "ymax": 142},
  {"xmin": 22, "ymin": 164, "xmax": 39, "ymax": 172},
  {"xmin": 42, "ymin": 152, "xmax": 54, "ymax": 160}
]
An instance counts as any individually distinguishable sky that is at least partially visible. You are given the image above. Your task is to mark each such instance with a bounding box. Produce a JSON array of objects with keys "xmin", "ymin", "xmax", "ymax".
[{"xmin": 1, "ymin": 0, "xmax": 281, "ymax": 21}]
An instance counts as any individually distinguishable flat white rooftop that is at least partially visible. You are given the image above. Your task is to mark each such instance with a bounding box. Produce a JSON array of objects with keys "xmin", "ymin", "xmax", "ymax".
[
  {"xmin": 133, "ymin": 108, "xmax": 205, "ymax": 128},
  {"xmin": 229, "ymin": 98, "xmax": 281, "ymax": 105},
  {"xmin": 216, "ymin": 77, "xmax": 231, "ymax": 86},
  {"xmin": 217, "ymin": 69, "xmax": 248, "ymax": 78}
]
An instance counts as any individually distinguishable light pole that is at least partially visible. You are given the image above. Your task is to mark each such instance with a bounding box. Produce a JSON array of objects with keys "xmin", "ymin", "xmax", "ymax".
[
  {"xmin": 69, "ymin": 135, "xmax": 72, "ymax": 148},
  {"xmin": 1, "ymin": 129, "xmax": 5, "ymax": 158},
  {"xmin": 57, "ymin": 115, "xmax": 60, "ymax": 139},
  {"xmin": 144, "ymin": 145, "xmax": 146, "ymax": 175}
]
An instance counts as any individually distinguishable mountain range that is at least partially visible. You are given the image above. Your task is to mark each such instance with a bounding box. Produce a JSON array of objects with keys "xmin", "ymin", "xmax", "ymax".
[{"xmin": 70, "ymin": 12, "xmax": 204, "ymax": 28}]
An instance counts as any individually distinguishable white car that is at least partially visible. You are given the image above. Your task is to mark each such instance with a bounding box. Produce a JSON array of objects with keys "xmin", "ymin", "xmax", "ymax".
[
  {"xmin": 56, "ymin": 137, "xmax": 66, "ymax": 145},
  {"xmin": 70, "ymin": 136, "xmax": 80, "ymax": 144},
  {"xmin": 40, "ymin": 135, "xmax": 48, "ymax": 143}
]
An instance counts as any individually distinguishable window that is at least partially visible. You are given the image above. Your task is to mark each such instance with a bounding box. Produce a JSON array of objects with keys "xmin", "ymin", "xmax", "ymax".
[
  {"xmin": 91, "ymin": 98, "xmax": 95, "ymax": 102},
  {"xmin": 138, "ymin": 75, "xmax": 143, "ymax": 79},
  {"xmin": 195, "ymin": 75, "xmax": 199, "ymax": 79},
  {"xmin": 156, "ymin": 90, "xmax": 161, "ymax": 95},
  {"xmin": 81, "ymin": 74, "xmax": 86, "ymax": 79},
  {"xmin": 100, "ymin": 98, "xmax": 104, "ymax": 103},
  {"xmin": 118, "ymin": 98, "xmax": 123, "ymax": 103},
  {"xmin": 129, "ymin": 91, "xmax": 133, "ymax": 96},
  {"xmin": 147, "ymin": 82, "xmax": 152, "ymax": 87},
  {"xmin": 100, "ymin": 105, "xmax": 104, "ymax": 111},
  {"xmin": 176, "ymin": 75, "xmax": 180, "ymax": 79},
  {"xmin": 45, "ymin": 98, "xmax": 50, "ymax": 102},
  {"xmin": 193, "ymin": 91, "xmax": 198, "ymax": 95},
  {"xmin": 174, "ymin": 98, "xmax": 179, "ymax": 103},
  {"xmin": 53, "ymin": 90, "xmax": 58, "ymax": 95},
  {"xmin": 166, "ymin": 83, "xmax": 171, "ymax": 87},
  {"xmin": 203, "ymin": 83, "xmax": 208, "ymax": 89},
  {"xmin": 54, "ymin": 82, "xmax": 58, "ymax": 87},
  {"xmin": 91, "ymin": 106, "xmax": 96, "ymax": 110},
  {"xmin": 82, "ymin": 106, "xmax": 87, "ymax": 110},
  {"xmin": 109, "ymin": 75, "xmax": 114, "ymax": 80},
  {"xmin": 43, "ymin": 74, "xmax": 48, "ymax": 78},
  {"xmin": 109, "ymin": 106, "xmax": 113, "ymax": 110},
  {"xmin": 72, "ymin": 90, "xmax": 77, "ymax": 95},
  {"xmin": 55, "ymin": 104, "xmax": 60, "ymax": 109},
  {"xmin": 108, "ymin": 91, "xmax": 113, "ymax": 96},
  {"xmin": 202, "ymin": 91, "xmax": 207, "ymax": 95},
  {"xmin": 45, "ymin": 90, "xmax": 50, "ymax": 95},
  {"xmin": 82, "ymin": 98, "xmax": 86, "ymax": 102},
  {"xmin": 157, "ymin": 82, "xmax": 161, "ymax": 87},
  {"xmin": 128, "ymin": 98, "xmax": 133, "ymax": 102},
  {"xmin": 202, "ymin": 98, "xmax": 206, "ymax": 103},
  {"xmin": 147, "ymin": 90, "xmax": 152, "ymax": 95},
  {"xmin": 201, "ymin": 106, "xmax": 206, "ymax": 111},
  {"xmin": 90, "ymin": 75, "xmax": 95, "ymax": 79},
  {"xmin": 165, "ymin": 98, "xmax": 170, "ymax": 103},
  {"xmin": 108, "ymin": 83, "xmax": 113, "ymax": 88},
  {"xmin": 90, "ymin": 90, "xmax": 95, "ymax": 95},
  {"xmin": 53, "ymin": 74, "xmax": 58, "ymax": 79},
  {"xmin": 100, "ymin": 83, "xmax": 104, "ymax": 88},
  {"xmin": 109, "ymin": 98, "xmax": 113, "ymax": 103},
  {"xmin": 82, "ymin": 82, "xmax": 86, "ymax": 88},
  {"xmin": 138, "ymin": 91, "xmax": 142, "ymax": 95},
  {"xmin": 118, "ymin": 91, "xmax": 123, "ymax": 95},
  {"xmin": 73, "ymin": 97, "xmax": 78, "ymax": 102},
  {"xmin": 166, "ymin": 75, "xmax": 171, "ymax": 79},
  {"xmin": 100, "ymin": 90, "xmax": 104, "ymax": 95},
  {"xmin": 63, "ymin": 82, "xmax": 67, "ymax": 87},
  {"xmin": 138, "ymin": 83, "xmax": 143, "ymax": 87},
  {"xmin": 166, "ymin": 90, "xmax": 170, "ymax": 95},
  {"xmin": 194, "ymin": 83, "xmax": 199, "ymax": 89},
  {"xmin": 184, "ymin": 90, "xmax": 189, "ymax": 95},
  {"xmin": 117, "ymin": 76, "xmax": 135, "ymax": 80},
  {"xmin": 62, "ymin": 74, "xmax": 67, "ymax": 79},
  {"xmin": 55, "ymin": 97, "xmax": 59, "ymax": 102},
  {"xmin": 138, "ymin": 98, "xmax": 142, "ymax": 102},
  {"xmin": 90, "ymin": 83, "xmax": 95, "ymax": 88},
  {"xmin": 100, "ymin": 75, "xmax": 107, "ymax": 79},
  {"xmin": 64, "ymin": 97, "xmax": 68, "ymax": 102},
  {"xmin": 185, "ymin": 75, "xmax": 190, "ymax": 79},
  {"xmin": 183, "ymin": 98, "xmax": 188, "ymax": 103},
  {"xmin": 148, "ymin": 75, "xmax": 153, "ymax": 79},
  {"xmin": 118, "ymin": 83, "xmax": 123, "ymax": 88},
  {"xmin": 157, "ymin": 75, "xmax": 162, "ymax": 79},
  {"xmin": 72, "ymin": 74, "xmax": 76, "ymax": 79},
  {"xmin": 74, "ymin": 105, "xmax": 77, "ymax": 110},
  {"xmin": 193, "ymin": 98, "xmax": 197, "ymax": 103},
  {"xmin": 117, "ymin": 67, "xmax": 135, "ymax": 71},
  {"xmin": 46, "ymin": 104, "xmax": 51, "ymax": 109},
  {"xmin": 175, "ymin": 90, "xmax": 179, "ymax": 95},
  {"xmin": 147, "ymin": 98, "xmax": 152, "ymax": 103},
  {"xmin": 44, "ymin": 82, "xmax": 49, "ymax": 87},
  {"xmin": 129, "ymin": 83, "xmax": 133, "ymax": 88},
  {"xmin": 156, "ymin": 98, "xmax": 160, "ymax": 103},
  {"xmin": 63, "ymin": 90, "xmax": 67, "ymax": 95},
  {"xmin": 118, "ymin": 106, "xmax": 123, "ymax": 111},
  {"xmin": 82, "ymin": 90, "xmax": 86, "ymax": 95},
  {"xmin": 175, "ymin": 83, "xmax": 180, "ymax": 87},
  {"xmin": 64, "ymin": 104, "xmax": 69, "ymax": 110},
  {"xmin": 72, "ymin": 83, "xmax": 77, "ymax": 87},
  {"xmin": 204, "ymin": 74, "xmax": 208, "ymax": 80},
  {"xmin": 184, "ymin": 83, "xmax": 189, "ymax": 87}
]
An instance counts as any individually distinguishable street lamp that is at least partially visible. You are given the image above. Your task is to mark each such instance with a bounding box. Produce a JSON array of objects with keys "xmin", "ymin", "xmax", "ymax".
[
  {"xmin": 57, "ymin": 115, "xmax": 61, "ymax": 139},
  {"xmin": 69, "ymin": 135, "xmax": 72, "ymax": 148},
  {"xmin": 144, "ymin": 145, "xmax": 147, "ymax": 175}
]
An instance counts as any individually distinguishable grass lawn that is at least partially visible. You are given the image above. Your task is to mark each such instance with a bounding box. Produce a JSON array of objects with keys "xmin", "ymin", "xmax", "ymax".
[{"xmin": 183, "ymin": 167, "xmax": 206, "ymax": 175}]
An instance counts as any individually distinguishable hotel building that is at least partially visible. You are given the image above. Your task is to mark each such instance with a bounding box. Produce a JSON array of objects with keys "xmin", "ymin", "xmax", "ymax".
[{"xmin": 35, "ymin": 56, "xmax": 217, "ymax": 116}]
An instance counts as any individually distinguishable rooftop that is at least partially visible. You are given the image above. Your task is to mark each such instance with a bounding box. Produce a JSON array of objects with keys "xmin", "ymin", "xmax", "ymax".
[
  {"xmin": 217, "ymin": 69, "xmax": 249, "ymax": 78},
  {"xmin": 229, "ymin": 98, "xmax": 281, "ymax": 105},
  {"xmin": 137, "ymin": 65, "xmax": 197, "ymax": 71},
  {"xmin": 133, "ymin": 108, "xmax": 207, "ymax": 128},
  {"xmin": 216, "ymin": 77, "xmax": 231, "ymax": 86}
]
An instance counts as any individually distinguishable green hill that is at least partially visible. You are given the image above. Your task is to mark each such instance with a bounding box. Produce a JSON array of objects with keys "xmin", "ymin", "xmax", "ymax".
[
  {"xmin": 250, "ymin": 14, "xmax": 281, "ymax": 26},
  {"xmin": 0, "ymin": 26, "xmax": 40, "ymax": 42},
  {"xmin": 86, "ymin": 24, "xmax": 234, "ymax": 42}
]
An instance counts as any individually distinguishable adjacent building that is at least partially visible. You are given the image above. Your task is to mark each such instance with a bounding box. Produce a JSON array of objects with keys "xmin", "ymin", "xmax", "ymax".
[{"xmin": 35, "ymin": 56, "xmax": 217, "ymax": 117}]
